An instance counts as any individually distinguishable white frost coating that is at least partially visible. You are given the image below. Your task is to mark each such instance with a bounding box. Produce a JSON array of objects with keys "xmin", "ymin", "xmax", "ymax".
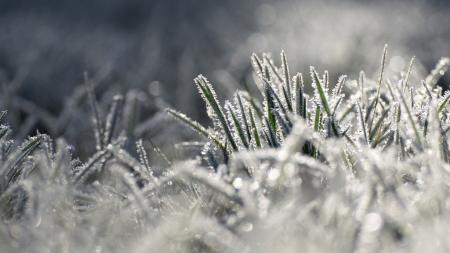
[{"xmin": 1, "ymin": 50, "xmax": 450, "ymax": 253}]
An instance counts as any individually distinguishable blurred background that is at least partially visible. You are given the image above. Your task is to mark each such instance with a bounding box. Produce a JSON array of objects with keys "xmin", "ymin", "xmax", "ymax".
[{"xmin": 0, "ymin": 0, "xmax": 449, "ymax": 158}]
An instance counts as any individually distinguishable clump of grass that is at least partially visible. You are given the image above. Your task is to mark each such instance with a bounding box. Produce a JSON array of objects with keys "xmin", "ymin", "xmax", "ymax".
[
  {"xmin": 170, "ymin": 47, "xmax": 446, "ymax": 164},
  {"xmin": 164, "ymin": 47, "xmax": 450, "ymax": 251}
]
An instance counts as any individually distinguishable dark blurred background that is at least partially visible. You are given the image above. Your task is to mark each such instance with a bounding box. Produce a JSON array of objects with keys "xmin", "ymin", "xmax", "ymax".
[{"xmin": 0, "ymin": 0, "xmax": 449, "ymax": 158}]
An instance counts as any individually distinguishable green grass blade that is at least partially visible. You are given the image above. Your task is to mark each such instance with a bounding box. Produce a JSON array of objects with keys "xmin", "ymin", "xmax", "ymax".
[
  {"xmin": 281, "ymin": 86, "xmax": 293, "ymax": 112},
  {"xmin": 281, "ymin": 50, "xmax": 291, "ymax": 97},
  {"xmin": 166, "ymin": 108, "xmax": 226, "ymax": 152},
  {"xmin": 263, "ymin": 55, "xmax": 283, "ymax": 84},
  {"xmin": 369, "ymin": 109, "xmax": 389, "ymax": 141},
  {"xmin": 273, "ymin": 110, "xmax": 291, "ymax": 137},
  {"xmin": 136, "ymin": 139, "xmax": 152, "ymax": 176},
  {"xmin": 148, "ymin": 137, "xmax": 172, "ymax": 166},
  {"xmin": 368, "ymin": 45, "xmax": 388, "ymax": 132},
  {"xmin": 310, "ymin": 67, "xmax": 331, "ymax": 116},
  {"xmin": 85, "ymin": 72, "xmax": 105, "ymax": 151},
  {"xmin": 249, "ymin": 107, "xmax": 262, "ymax": 148},
  {"xmin": 294, "ymin": 73, "xmax": 305, "ymax": 117},
  {"xmin": 332, "ymin": 96, "xmax": 343, "ymax": 117},
  {"xmin": 103, "ymin": 95, "xmax": 124, "ymax": 145},
  {"xmin": 313, "ymin": 105, "xmax": 322, "ymax": 132},
  {"xmin": 397, "ymin": 87, "xmax": 423, "ymax": 147},
  {"xmin": 281, "ymin": 51, "xmax": 293, "ymax": 112},
  {"xmin": 264, "ymin": 79, "xmax": 289, "ymax": 116},
  {"xmin": 195, "ymin": 75, "xmax": 238, "ymax": 151},
  {"xmin": 323, "ymin": 71, "xmax": 329, "ymax": 90},
  {"xmin": 359, "ymin": 71, "xmax": 366, "ymax": 104},
  {"xmin": 236, "ymin": 93, "xmax": 252, "ymax": 144},
  {"xmin": 402, "ymin": 56, "xmax": 415, "ymax": 92},
  {"xmin": 438, "ymin": 92, "xmax": 450, "ymax": 113},
  {"xmin": 264, "ymin": 80, "xmax": 277, "ymax": 131},
  {"xmin": 264, "ymin": 117, "xmax": 279, "ymax": 148},
  {"xmin": 1, "ymin": 135, "xmax": 43, "ymax": 191},
  {"xmin": 251, "ymin": 53, "xmax": 264, "ymax": 76},
  {"xmin": 332, "ymin": 75, "xmax": 347, "ymax": 97},
  {"xmin": 357, "ymin": 103, "xmax": 369, "ymax": 146},
  {"xmin": 225, "ymin": 102, "xmax": 249, "ymax": 149}
]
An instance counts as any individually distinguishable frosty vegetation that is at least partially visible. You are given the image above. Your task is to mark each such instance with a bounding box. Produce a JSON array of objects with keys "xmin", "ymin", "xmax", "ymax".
[{"xmin": 0, "ymin": 46, "xmax": 450, "ymax": 252}]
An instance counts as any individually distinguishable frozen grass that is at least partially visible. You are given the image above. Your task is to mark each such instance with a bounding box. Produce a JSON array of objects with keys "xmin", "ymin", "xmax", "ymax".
[{"xmin": 0, "ymin": 47, "xmax": 450, "ymax": 252}]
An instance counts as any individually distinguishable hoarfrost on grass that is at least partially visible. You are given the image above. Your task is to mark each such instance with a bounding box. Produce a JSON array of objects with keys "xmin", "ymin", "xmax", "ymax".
[{"xmin": 0, "ymin": 47, "xmax": 450, "ymax": 253}]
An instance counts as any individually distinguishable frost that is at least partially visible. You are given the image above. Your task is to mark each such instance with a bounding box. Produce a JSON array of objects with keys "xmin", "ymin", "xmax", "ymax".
[
  {"xmin": 1, "ymin": 49, "xmax": 450, "ymax": 253},
  {"xmin": 232, "ymin": 177, "xmax": 243, "ymax": 189}
]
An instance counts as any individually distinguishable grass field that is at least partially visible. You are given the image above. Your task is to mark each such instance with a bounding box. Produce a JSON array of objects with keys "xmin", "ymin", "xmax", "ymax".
[
  {"xmin": 1, "ymin": 1, "xmax": 450, "ymax": 252},
  {"xmin": 0, "ymin": 43, "xmax": 449, "ymax": 252}
]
